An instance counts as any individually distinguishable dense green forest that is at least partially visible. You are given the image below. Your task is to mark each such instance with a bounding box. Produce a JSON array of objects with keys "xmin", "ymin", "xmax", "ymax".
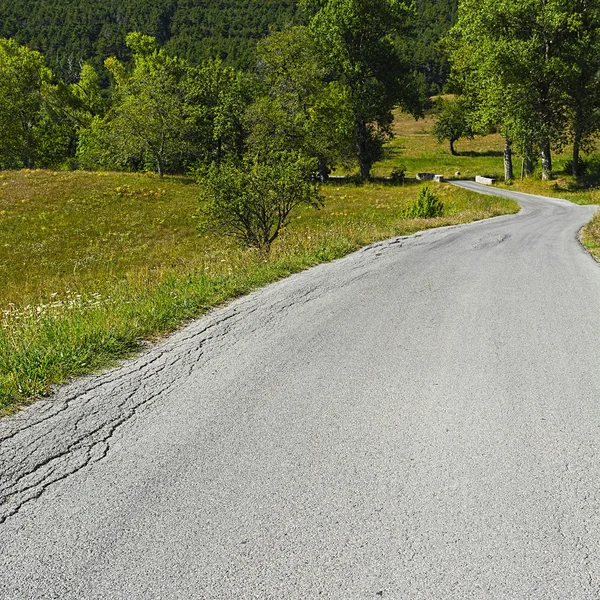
[
  {"xmin": 0, "ymin": 0, "xmax": 455, "ymax": 87},
  {"xmin": 0, "ymin": 0, "xmax": 299, "ymax": 78},
  {"xmin": 2, "ymin": 0, "xmax": 598, "ymax": 184}
]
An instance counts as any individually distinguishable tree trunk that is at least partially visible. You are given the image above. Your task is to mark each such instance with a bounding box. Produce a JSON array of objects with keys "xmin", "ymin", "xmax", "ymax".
[
  {"xmin": 157, "ymin": 156, "xmax": 164, "ymax": 177},
  {"xmin": 355, "ymin": 119, "xmax": 372, "ymax": 181},
  {"xmin": 318, "ymin": 157, "xmax": 330, "ymax": 183},
  {"xmin": 523, "ymin": 143, "xmax": 534, "ymax": 177},
  {"xmin": 572, "ymin": 136, "xmax": 580, "ymax": 178},
  {"xmin": 540, "ymin": 141, "xmax": 552, "ymax": 180},
  {"xmin": 503, "ymin": 138, "xmax": 513, "ymax": 181},
  {"xmin": 449, "ymin": 139, "xmax": 457, "ymax": 156}
]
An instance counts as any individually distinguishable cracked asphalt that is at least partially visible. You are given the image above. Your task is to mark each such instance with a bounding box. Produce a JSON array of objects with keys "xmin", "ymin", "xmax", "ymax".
[{"xmin": 1, "ymin": 182, "xmax": 600, "ymax": 599}]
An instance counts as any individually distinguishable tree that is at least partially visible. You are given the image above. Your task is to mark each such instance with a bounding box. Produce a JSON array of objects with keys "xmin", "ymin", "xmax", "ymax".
[
  {"xmin": 448, "ymin": 0, "xmax": 581, "ymax": 181},
  {"xmin": 101, "ymin": 33, "xmax": 189, "ymax": 176},
  {"xmin": 69, "ymin": 63, "xmax": 107, "ymax": 125},
  {"xmin": 184, "ymin": 58, "xmax": 254, "ymax": 167},
  {"xmin": 432, "ymin": 97, "xmax": 474, "ymax": 155},
  {"xmin": 302, "ymin": 0, "xmax": 424, "ymax": 180},
  {"xmin": 562, "ymin": 0, "xmax": 600, "ymax": 176},
  {"xmin": 247, "ymin": 26, "xmax": 354, "ymax": 181},
  {"xmin": 0, "ymin": 38, "xmax": 53, "ymax": 168},
  {"xmin": 198, "ymin": 153, "xmax": 323, "ymax": 253}
]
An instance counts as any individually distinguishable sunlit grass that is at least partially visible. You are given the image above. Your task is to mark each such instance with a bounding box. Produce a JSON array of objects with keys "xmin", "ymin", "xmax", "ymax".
[{"xmin": 0, "ymin": 169, "xmax": 518, "ymax": 413}]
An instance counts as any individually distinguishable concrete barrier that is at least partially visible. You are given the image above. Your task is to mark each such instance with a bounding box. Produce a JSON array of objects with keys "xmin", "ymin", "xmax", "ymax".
[{"xmin": 475, "ymin": 176, "xmax": 496, "ymax": 185}]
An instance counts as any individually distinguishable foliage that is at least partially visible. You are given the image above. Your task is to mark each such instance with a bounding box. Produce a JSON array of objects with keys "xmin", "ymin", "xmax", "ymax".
[
  {"xmin": 247, "ymin": 26, "xmax": 354, "ymax": 178},
  {"xmin": 404, "ymin": 185, "xmax": 444, "ymax": 218},
  {"xmin": 0, "ymin": 0, "xmax": 456, "ymax": 91},
  {"xmin": 303, "ymin": 0, "xmax": 425, "ymax": 180},
  {"xmin": 0, "ymin": 0, "xmax": 299, "ymax": 80},
  {"xmin": 0, "ymin": 38, "xmax": 58, "ymax": 169},
  {"xmin": 184, "ymin": 58, "xmax": 254, "ymax": 167},
  {"xmin": 448, "ymin": 0, "xmax": 600, "ymax": 179},
  {"xmin": 90, "ymin": 33, "xmax": 190, "ymax": 176},
  {"xmin": 390, "ymin": 164, "xmax": 407, "ymax": 183},
  {"xmin": 198, "ymin": 153, "xmax": 323, "ymax": 252},
  {"xmin": 433, "ymin": 97, "xmax": 474, "ymax": 155},
  {"xmin": 395, "ymin": 0, "xmax": 457, "ymax": 94},
  {"xmin": 561, "ymin": 0, "xmax": 600, "ymax": 176}
]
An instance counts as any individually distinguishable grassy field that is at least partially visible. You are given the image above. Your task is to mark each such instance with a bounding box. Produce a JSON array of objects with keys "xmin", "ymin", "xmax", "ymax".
[
  {"xmin": 0, "ymin": 169, "xmax": 518, "ymax": 413},
  {"xmin": 374, "ymin": 109, "xmax": 506, "ymax": 180}
]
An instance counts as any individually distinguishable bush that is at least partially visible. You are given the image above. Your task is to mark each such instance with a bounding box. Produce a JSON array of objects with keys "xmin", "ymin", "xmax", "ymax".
[
  {"xmin": 197, "ymin": 153, "xmax": 323, "ymax": 253},
  {"xmin": 405, "ymin": 186, "xmax": 444, "ymax": 218},
  {"xmin": 390, "ymin": 164, "xmax": 407, "ymax": 184}
]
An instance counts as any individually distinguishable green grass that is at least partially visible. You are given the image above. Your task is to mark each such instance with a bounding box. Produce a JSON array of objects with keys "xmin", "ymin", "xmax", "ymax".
[
  {"xmin": 371, "ymin": 109, "xmax": 507, "ymax": 181},
  {"xmin": 0, "ymin": 169, "xmax": 518, "ymax": 413}
]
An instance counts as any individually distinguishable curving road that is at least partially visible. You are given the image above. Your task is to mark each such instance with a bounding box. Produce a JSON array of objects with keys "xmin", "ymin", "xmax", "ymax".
[{"xmin": 1, "ymin": 183, "xmax": 600, "ymax": 599}]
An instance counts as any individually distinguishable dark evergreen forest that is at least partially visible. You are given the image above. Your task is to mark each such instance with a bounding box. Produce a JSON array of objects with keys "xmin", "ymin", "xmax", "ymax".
[
  {"xmin": 0, "ymin": 0, "xmax": 299, "ymax": 80},
  {"xmin": 0, "ymin": 0, "xmax": 456, "ymax": 89}
]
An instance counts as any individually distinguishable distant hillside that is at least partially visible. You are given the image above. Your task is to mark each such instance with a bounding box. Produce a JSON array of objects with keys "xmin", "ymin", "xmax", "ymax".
[
  {"xmin": 0, "ymin": 0, "xmax": 299, "ymax": 80},
  {"xmin": 0, "ymin": 0, "xmax": 456, "ymax": 88},
  {"xmin": 411, "ymin": 0, "xmax": 457, "ymax": 92}
]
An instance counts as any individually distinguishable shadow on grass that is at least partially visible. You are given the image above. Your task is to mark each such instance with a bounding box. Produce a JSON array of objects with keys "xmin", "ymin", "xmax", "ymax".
[
  {"xmin": 457, "ymin": 150, "xmax": 504, "ymax": 158},
  {"xmin": 325, "ymin": 176, "xmax": 422, "ymax": 187}
]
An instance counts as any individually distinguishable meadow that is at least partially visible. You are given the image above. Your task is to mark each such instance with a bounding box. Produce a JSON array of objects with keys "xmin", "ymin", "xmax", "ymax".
[{"xmin": 0, "ymin": 158, "xmax": 519, "ymax": 413}]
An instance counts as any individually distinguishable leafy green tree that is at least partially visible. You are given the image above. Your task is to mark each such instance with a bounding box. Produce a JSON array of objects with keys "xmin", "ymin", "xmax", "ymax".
[
  {"xmin": 449, "ymin": 0, "xmax": 585, "ymax": 180},
  {"xmin": 198, "ymin": 153, "xmax": 323, "ymax": 253},
  {"xmin": 184, "ymin": 58, "xmax": 254, "ymax": 167},
  {"xmin": 562, "ymin": 0, "xmax": 600, "ymax": 176},
  {"xmin": 247, "ymin": 26, "xmax": 354, "ymax": 180},
  {"xmin": 432, "ymin": 97, "xmax": 474, "ymax": 155},
  {"xmin": 101, "ymin": 32, "xmax": 189, "ymax": 176},
  {"xmin": 0, "ymin": 38, "xmax": 54, "ymax": 168},
  {"xmin": 302, "ymin": 0, "xmax": 424, "ymax": 180},
  {"xmin": 70, "ymin": 63, "xmax": 107, "ymax": 123}
]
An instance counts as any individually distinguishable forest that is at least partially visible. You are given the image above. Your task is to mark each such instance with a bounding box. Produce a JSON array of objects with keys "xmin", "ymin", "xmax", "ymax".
[
  {"xmin": 0, "ymin": 0, "xmax": 455, "ymax": 83},
  {"xmin": 2, "ymin": 0, "xmax": 599, "ymax": 185}
]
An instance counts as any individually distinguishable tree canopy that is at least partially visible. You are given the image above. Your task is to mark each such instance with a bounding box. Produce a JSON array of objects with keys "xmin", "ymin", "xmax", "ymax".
[{"xmin": 448, "ymin": 0, "xmax": 600, "ymax": 179}]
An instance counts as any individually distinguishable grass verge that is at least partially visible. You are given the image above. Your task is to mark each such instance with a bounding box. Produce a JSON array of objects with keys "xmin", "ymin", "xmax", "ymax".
[{"xmin": 0, "ymin": 170, "xmax": 518, "ymax": 414}]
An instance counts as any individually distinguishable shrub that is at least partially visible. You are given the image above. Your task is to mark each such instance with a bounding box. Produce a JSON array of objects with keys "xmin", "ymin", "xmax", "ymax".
[
  {"xmin": 390, "ymin": 164, "xmax": 407, "ymax": 184},
  {"xmin": 197, "ymin": 153, "xmax": 323, "ymax": 253},
  {"xmin": 405, "ymin": 186, "xmax": 444, "ymax": 218}
]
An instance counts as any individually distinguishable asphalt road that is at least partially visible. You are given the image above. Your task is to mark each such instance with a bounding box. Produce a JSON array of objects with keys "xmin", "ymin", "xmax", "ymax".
[{"xmin": 1, "ymin": 182, "xmax": 600, "ymax": 599}]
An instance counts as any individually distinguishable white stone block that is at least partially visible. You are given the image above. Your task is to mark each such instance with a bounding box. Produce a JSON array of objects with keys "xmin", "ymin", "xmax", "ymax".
[{"xmin": 475, "ymin": 176, "xmax": 496, "ymax": 185}]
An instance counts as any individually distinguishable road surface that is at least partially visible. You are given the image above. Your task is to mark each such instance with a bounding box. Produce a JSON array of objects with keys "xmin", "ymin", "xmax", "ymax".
[{"xmin": 1, "ymin": 182, "xmax": 600, "ymax": 599}]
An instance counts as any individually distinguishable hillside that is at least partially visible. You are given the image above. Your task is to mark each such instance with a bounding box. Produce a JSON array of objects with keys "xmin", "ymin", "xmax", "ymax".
[
  {"xmin": 0, "ymin": 0, "xmax": 456, "ymax": 86},
  {"xmin": 0, "ymin": 0, "xmax": 299, "ymax": 79}
]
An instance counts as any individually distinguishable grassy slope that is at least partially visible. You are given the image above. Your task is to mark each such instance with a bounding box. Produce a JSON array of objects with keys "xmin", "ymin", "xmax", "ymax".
[{"xmin": 0, "ymin": 168, "xmax": 518, "ymax": 413}]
